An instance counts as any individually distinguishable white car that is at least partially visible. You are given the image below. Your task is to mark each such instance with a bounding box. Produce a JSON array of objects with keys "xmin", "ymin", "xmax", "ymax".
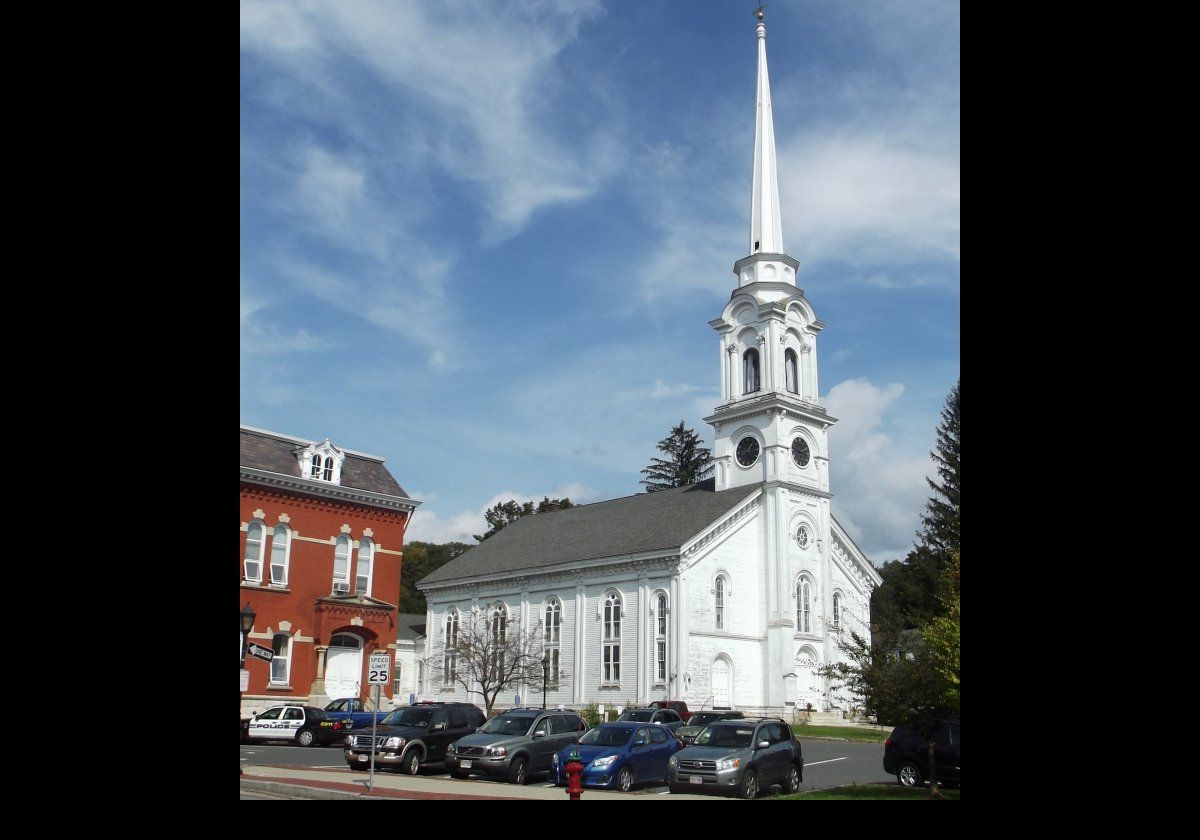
[{"xmin": 245, "ymin": 705, "xmax": 342, "ymax": 746}]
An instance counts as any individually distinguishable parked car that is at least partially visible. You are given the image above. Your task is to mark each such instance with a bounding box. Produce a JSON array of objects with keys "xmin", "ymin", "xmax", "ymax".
[
  {"xmin": 882, "ymin": 720, "xmax": 959, "ymax": 788},
  {"xmin": 245, "ymin": 705, "xmax": 344, "ymax": 747},
  {"xmin": 615, "ymin": 707, "xmax": 684, "ymax": 732},
  {"xmin": 343, "ymin": 702, "xmax": 485, "ymax": 774},
  {"xmin": 675, "ymin": 710, "xmax": 745, "ymax": 744},
  {"xmin": 446, "ymin": 708, "xmax": 586, "ymax": 784},
  {"xmin": 324, "ymin": 697, "xmax": 389, "ymax": 735},
  {"xmin": 667, "ymin": 718, "xmax": 803, "ymax": 799},
  {"xmin": 648, "ymin": 700, "xmax": 692, "ymax": 722},
  {"xmin": 551, "ymin": 722, "xmax": 684, "ymax": 792}
]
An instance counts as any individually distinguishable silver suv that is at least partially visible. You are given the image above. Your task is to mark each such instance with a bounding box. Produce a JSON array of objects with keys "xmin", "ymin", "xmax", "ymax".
[
  {"xmin": 445, "ymin": 708, "xmax": 587, "ymax": 785},
  {"xmin": 667, "ymin": 718, "xmax": 803, "ymax": 799}
]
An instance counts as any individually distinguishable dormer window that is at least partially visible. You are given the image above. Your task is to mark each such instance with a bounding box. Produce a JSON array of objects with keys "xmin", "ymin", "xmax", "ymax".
[{"xmin": 298, "ymin": 439, "xmax": 344, "ymax": 485}]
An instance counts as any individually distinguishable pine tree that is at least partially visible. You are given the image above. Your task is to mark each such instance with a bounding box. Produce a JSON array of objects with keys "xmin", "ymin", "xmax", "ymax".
[
  {"xmin": 920, "ymin": 380, "xmax": 959, "ymax": 555},
  {"xmin": 474, "ymin": 497, "xmax": 574, "ymax": 542},
  {"xmin": 640, "ymin": 420, "xmax": 714, "ymax": 492}
]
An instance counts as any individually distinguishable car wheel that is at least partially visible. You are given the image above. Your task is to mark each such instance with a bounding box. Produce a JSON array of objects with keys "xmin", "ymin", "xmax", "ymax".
[
  {"xmin": 897, "ymin": 762, "xmax": 923, "ymax": 787},
  {"xmin": 783, "ymin": 764, "xmax": 801, "ymax": 794},
  {"xmin": 403, "ymin": 749, "xmax": 421, "ymax": 775},
  {"xmin": 508, "ymin": 756, "xmax": 529, "ymax": 785},
  {"xmin": 297, "ymin": 730, "xmax": 315, "ymax": 747},
  {"xmin": 617, "ymin": 767, "xmax": 633, "ymax": 792},
  {"xmin": 740, "ymin": 769, "xmax": 759, "ymax": 800}
]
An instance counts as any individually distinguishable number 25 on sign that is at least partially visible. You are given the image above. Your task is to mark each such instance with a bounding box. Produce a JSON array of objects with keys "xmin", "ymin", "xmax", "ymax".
[{"xmin": 368, "ymin": 653, "xmax": 391, "ymax": 685}]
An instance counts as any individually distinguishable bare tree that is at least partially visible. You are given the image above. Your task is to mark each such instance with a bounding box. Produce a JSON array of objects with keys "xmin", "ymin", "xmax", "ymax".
[{"xmin": 423, "ymin": 607, "xmax": 553, "ymax": 716}]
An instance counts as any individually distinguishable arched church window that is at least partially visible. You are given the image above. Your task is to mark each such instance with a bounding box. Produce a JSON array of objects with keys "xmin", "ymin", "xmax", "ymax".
[
  {"xmin": 743, "ymin": 348, "xmax": 761, "ymax": 394},
  {"xmin": 715, "ymin": 575, "xmax": 727, "ymax": 630},
  {"xmin": 785, "ymin": 348, "xmax": 799, "ymax": 393},
  {"xmin": 833, "ymin": 592, "xmax": 842, "ymax": 628},
  {"xmin": 797, "ymin": 577, "xmax": 811, "ymax": 633},
  {"xmin": 603, "ymin": 592, "xmax": 621, "ymax": 684}
]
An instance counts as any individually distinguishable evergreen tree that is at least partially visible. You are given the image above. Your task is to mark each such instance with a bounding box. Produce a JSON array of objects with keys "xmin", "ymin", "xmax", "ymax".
[
  {"xmin": 474, "ymin": 496, "xmax": 574, "ymax": 542},
  {"xmin": 920, "ymin": 380, "xmax": 959, "ymax": 555},
  {"xmin": 398, "ymin": 541, "xmax": 472, "ymax": 614},
  {"xmin": 639, "ymin": 420, "xmax": 714, "ymax": 492}
]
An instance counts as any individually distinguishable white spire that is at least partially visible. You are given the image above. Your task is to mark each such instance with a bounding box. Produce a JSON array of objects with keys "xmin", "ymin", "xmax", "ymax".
[{"xmin": 749, "ymin": 10, "xmax": 783, "ymax": 255}]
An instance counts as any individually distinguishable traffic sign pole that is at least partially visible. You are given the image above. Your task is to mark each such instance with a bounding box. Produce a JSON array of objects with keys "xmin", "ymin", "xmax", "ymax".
[
  {"xmin": 369, "ymin": 683, "xmax": 379, "ymax": 791},
  {"xmin": 366, "ymin": 651, "xmax": 390, "ymax": 793}
]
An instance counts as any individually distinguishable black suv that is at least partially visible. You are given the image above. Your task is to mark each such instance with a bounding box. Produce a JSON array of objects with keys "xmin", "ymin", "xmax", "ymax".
[
  {"xmin": 344, "ymin": 702, "xmax": 485, "ymax": 774},
  {"xmin": 882, "ymin": 720, "xmax": 960, "ymax": 788}
]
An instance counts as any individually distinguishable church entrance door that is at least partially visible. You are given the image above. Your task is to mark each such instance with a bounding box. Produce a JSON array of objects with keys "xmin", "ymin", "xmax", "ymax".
[{"xmin": 712, "ymin": 657, "xmax": 732, "ymax": 708}]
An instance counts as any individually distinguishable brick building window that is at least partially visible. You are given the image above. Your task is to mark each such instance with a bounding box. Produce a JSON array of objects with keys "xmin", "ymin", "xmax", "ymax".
[{"xmin": 244, "ymin": 520, "xmax": 264, "ymax": 584}]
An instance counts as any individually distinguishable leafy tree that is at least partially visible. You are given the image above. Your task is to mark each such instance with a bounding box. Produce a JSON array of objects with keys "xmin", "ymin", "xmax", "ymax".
[
  {"xmin": 920, "ymin": 380, "xmax": 959, "ymax": 555},
  {"xmin": 639, "ymin": 420, "xmax": 714, "ymax": 492},
  {"xmin": 474, "ymin": 497, "xmax": 574, "ymax": 542},
  {"xmin": 820, "ymin": 631, "xmax": 958, "ymax": 797},
  {"xmin": 422, "ymin": 608, "xmax": 554, "ymax": 716},
  {"xmin": 920, "ymin": 550, "xmax": 960, "ymax": 708},
  {"xmin": 398, "ymin": 541, "xmax": 472, "ymax": 615}
]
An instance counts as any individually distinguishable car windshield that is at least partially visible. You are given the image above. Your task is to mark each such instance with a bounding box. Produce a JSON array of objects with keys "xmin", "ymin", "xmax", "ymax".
[
  {"xmin": 479, "ymin": 715, "xmax": 536, "ymax": 736},
  {"xmin": 382, "ymin": 708, "xmax": 433, "ymax": 727},
  {"xmin": 578, "ymin": 727, "xmax": 633, "ymax": 747},
  {"xmin": 618, "ymin": 710, "xmax": 653, "ymax": 722},
  {"xmin": 694, "ymin": 726, "xmax": 754, "ymax": 748}
]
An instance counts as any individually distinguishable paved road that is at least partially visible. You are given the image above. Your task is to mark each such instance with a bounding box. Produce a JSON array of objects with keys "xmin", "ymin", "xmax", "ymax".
[{"xmin": 241, "ymin": 737, "xmax": 894, "ymax": 795}]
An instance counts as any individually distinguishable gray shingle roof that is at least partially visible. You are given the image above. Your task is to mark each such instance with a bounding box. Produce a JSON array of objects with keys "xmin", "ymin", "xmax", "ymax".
[
  {"xmin": 418, "ymin": 480, "xmax": 758, "ymax": 587},
  {"xmin": 240, "ymin": 427, "xmax": 410, "ymax": 498},
  {"xmin": 396, "ymin": 613, "xmax": 426, "ymax": 641}
]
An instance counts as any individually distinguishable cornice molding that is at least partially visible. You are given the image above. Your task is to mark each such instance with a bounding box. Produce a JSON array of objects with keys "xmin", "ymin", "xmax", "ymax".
[
  {"xmin": 419, "ymin": 552, "xmax": 681, "ymax": 595},
  {"xmin": 240, "ymin": 467, "xmax": 421, "ymax": 513},
  {"xmin": 704, "ymin": 393, "xmax": 837, "ymax": 429},
  {"xmin": 681, "ymin": 490, "xmax": 761, "ymax": 566}
]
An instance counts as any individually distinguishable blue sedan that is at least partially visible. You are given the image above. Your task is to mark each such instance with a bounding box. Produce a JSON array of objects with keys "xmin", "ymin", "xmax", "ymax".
[{"xmin": 551, "ymin": 722, "xmax": 684, "ymax": 792}]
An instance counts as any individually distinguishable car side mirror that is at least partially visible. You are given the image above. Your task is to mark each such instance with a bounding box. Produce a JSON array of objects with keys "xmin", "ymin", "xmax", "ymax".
[
  {"xmin": 533, "ymin": 730, "xmax": 546, "ymax": 739},
  {"xmin": 433, "ymin": 722, "xmax": 446, "ymax": 730},
  {"xmin": 632, "ymin": 738, "xmax": 646, "ymax": 746},
  {"xmin": 757, "ymin": 740, "xmax": 770, "ymax": 750}
]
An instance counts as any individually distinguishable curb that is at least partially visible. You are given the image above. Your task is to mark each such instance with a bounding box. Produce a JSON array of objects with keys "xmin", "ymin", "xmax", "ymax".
[{"xmin": 240, "ymin": 779, "xmax": 387, "ymax": 800}]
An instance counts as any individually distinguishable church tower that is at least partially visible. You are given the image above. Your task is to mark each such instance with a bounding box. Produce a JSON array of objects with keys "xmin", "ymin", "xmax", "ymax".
[
  {"xmin": 703, "ymin": 8, "xmax": 841, "ymax": 709},
  {"xmin": 704, "ymin": 8, "xmax": 836, "ymax": 496}
]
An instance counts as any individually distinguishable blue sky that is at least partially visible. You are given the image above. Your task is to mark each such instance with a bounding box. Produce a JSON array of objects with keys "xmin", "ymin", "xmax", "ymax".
[{"xmin": 240, "ymin": 0, "xmax": 960, "ymax": 566}]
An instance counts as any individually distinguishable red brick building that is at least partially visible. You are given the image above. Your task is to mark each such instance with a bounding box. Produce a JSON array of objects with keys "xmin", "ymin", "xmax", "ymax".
[{"xmin": 239, "ymin": 425, "xmax": 420, "ymax": 715}]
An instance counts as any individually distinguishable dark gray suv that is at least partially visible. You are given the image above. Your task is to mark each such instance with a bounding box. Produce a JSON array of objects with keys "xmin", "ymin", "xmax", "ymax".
[
  {"xmin": 445, "ymin": 709, "xmax": 587, "ymax": 785},
  {"xmin": 667, "ymin": 718, "xmax": 803, "ymax": 799}
]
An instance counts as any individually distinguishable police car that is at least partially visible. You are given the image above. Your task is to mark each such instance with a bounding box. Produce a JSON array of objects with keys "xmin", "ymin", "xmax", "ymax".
[{"xmin": 245, "ymin": 705, "xmax": 343, "ymax": 746}]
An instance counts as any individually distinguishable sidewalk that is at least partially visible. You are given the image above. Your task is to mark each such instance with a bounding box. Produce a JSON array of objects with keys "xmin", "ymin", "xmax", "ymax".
[{"xmin": 241, "ymin": 764, "xmax": 718, "ymax": 800}]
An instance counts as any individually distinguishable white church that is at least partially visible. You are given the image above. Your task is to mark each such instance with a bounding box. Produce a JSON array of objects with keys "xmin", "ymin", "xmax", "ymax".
[{"xmin": 416, "ymin": 13, "xmax": 881, "ymax": 717}]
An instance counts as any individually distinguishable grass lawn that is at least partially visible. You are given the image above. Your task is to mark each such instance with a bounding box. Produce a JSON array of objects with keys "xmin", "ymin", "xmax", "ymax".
[
  {"xmin": 789, "ymin": 724, "xmax": 889, "ymax": 743},
  {"xmin": 774, "ymin": 785, "xmax": 960, "ymax": 800}
]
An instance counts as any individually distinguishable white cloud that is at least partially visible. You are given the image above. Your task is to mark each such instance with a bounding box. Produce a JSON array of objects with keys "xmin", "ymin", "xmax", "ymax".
[
  {"xmin": 241, "ymin": 0, "xmax": 620, "ymax": 240},
  {"xmin": 824, "ymin": 378, "xmax": 933, "ymax": 565},
  {"xmin": 780, "ymin": 135, "xmax": 959, "ymax": 269},
  {"xmin": 406, "ymin": 483, "xmax": 598, "ymax": 545}
]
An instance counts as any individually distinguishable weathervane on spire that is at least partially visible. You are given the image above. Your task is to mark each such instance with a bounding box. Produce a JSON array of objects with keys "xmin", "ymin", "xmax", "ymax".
[{"xmin": 754, "ymin": 4, "xmax": 765, "ymax": 22}]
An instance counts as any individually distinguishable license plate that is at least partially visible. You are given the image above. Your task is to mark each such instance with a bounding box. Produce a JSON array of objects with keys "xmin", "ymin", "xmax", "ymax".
[
  {"xmin": 460, "ymin": 760, "xmax": 472, "ymax": 769},
  {"xmin": 689, "ymin": 775, "xmax": 703, "ymax": 784},
  {"xmin": 357, "ymin": 754, "xmax": 368, "ymax": 761}
]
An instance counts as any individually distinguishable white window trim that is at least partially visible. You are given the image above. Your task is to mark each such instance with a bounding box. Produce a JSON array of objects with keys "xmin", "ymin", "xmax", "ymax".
[
  {"xmin": 796, "ymin": 575, "xmax": 813, "ymax": 634},
  {"xmin": 244, "ymin": 520, "xmax": 264, "ymax": 584},
  {"xmin": 714, "ymin": 574, "xmax": 729, "ymax": 631},
  {"xmin": 355, "ymin": 537, "xmax": 374, "ymax": 596},
  {"xmin": 653, "ymin": 591, "xmax": 668, "ymax": 685},
  {"xmin": 269, "ymin": 524, "xmax": 292, "ymax": 587},
  {"xmin": 544, "ymin": 598, "xmax": 561, "ymax": 688},
  {"xmin": 602, "ymin": 591, "xmax": 622, "ymax": 685},
  {"xmin": 443, "ymin": 610, "xmax": 459, "ymax": 684},
  {"xmin": 269, "ymin": 633, "xmax": 293, "ymax": 686},
  {"xmin": 332, "ymin": 535, "xmax": 352, "ymax": 594}
]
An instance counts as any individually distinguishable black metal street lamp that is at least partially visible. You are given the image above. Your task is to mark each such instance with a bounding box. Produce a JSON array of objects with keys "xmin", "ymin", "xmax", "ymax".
[
  {"xmin": 240, "ymin": 602, "xmax": 256, "ymax": 776},
  {"xmin": 240, "ymin": 602, "xmax": 257, "ymax": 668},
  {"xmin": 542, "ymin": 652, "xmax": 550, "ymax": 710}
]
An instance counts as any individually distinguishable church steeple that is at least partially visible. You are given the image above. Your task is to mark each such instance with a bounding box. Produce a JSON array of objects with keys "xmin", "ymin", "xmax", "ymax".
[{"xmin": 750, "ymin": 7, "xmax": 783, "ymax": 256}]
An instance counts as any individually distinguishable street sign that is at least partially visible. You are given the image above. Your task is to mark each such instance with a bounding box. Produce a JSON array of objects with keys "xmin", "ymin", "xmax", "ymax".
[
  {"xmin": 240, "ymin": 669, "xmax": 250, "ymax": 692},
  {"xmin": 247, "ymin": 643, "xmax": 274, "ymax": 662},
  {"xmin": 368, "ymin": 652, "xmax": 391, "ymax": 685}
]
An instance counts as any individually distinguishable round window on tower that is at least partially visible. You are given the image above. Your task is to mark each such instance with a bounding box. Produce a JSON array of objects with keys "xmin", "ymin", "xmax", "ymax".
[
  {"xmin": 795, "ymin": 525, "xmax": 811, "ymax": 549},
  {"xmin": 791, "ymin": 437, "xmax": 811, "ymax": 468},
  {"xmin": 735, "ymin": 436, "xmax": 761, "ymax": 467}
]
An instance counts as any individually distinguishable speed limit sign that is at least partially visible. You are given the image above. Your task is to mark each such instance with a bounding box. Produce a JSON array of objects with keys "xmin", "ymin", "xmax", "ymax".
[{"xmin": 368, "ymin": 652, "xmax": 391, "ymax": 685}]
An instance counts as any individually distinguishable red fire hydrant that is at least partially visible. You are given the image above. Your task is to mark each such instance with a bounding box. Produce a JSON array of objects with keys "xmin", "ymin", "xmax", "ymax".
[{"xmin": 564, "ymin": 744, "xmax": 584, "ymax": 800}]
